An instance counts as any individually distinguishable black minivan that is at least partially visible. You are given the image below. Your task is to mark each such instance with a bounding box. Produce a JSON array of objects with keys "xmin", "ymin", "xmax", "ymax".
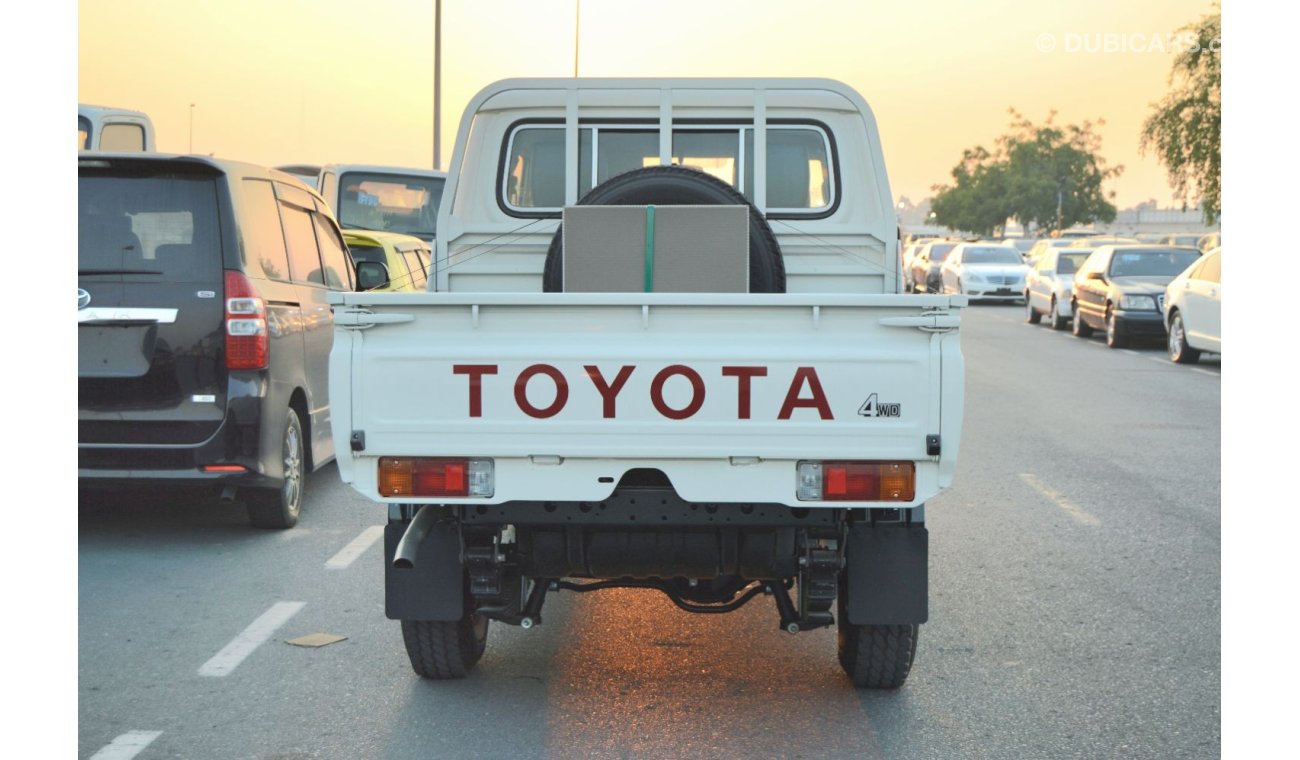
[{"xmin": 79, "ymin": 154, "xmax": 363, "ymax": 528}]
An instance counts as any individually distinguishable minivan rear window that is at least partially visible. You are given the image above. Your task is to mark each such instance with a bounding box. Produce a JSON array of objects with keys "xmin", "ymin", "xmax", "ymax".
[{"xmin": 79, "ymin": 173, "xmax": 221, "ymax": 281}]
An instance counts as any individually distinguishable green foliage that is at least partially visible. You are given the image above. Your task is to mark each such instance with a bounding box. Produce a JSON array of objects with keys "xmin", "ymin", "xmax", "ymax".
[
  {"xmin": 930, "ymin": 111, "xmax": 1122, "ymax": 236},
  {"xmin": 1140, "ymin": 10, "xmax": 1221, "ymax": 224}
]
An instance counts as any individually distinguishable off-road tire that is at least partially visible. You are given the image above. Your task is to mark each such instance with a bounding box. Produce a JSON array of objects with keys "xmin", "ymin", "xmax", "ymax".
[
  {"xmin": 400, "ymin": 611, "xmax": 489, "ymax": 679},
  {"xmin": 247, "ymin": 408, "xmax": 304, "ymax": 529},
  {"xmin": 542, "ymin": 165, "xmax": 785, "ymax": 294},
  {"xmin": 836, "ymin": 580, "xmax": 919, "ymax": 689}
]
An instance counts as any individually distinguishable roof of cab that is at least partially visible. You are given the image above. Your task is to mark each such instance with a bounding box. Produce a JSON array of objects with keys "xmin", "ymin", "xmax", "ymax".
[
  {"xmin": 466, "ymin": 77, "xmax": 874, "ymax": 118},
  {"xmin": 78, "ymin": 103, "xmax": 151, "ymax": 120},
  {"xmin": 321, "ymin": 163, "xmax": 447, "ymax": 179}
]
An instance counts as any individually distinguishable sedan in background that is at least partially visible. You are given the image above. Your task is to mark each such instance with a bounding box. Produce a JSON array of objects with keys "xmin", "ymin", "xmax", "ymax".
[
  {"xmin": 940, "ymin": 243, "xmax": 1028, "ymax": 302},
  {"xmin": 911, "ymin": 239, "xmax": 959, "ymax": 293},
  {"xmin": 1164, "ymin": 247, "xmax": 1222, "ymax": 363},
  {"xmin": 1071, "ymin": 245, "xmax": 1204, "ymax": 348},
  {"xmin": 1025, "ymin": 247, "xmax": 1093, "ymax": 329}
]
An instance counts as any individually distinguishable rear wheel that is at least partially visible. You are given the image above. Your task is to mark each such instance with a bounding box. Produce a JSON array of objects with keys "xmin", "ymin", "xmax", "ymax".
[
  {"xmin": 1167, "ymin": 311, "xmax": 1201, "ymax": 364},
  {"xmin": 1025, "ymin": 294, "xmax": 1041, "ymax": 324},
  {"xmin": 247, "ymin": 408, "xmax": 304, "ymax": 529},
  {"xmin": 836, "ymin": 577, "xmax": 919, "ymax": 689},
  {"xmin": 400, "ymin": 581, "xmax": 489, "ymax": 679}
]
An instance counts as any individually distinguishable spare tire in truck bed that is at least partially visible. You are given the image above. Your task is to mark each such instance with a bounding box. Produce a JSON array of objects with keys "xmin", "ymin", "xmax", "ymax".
[{"xmin": 542, "ymin": 165, "xmax": 786, "ymax": 293}]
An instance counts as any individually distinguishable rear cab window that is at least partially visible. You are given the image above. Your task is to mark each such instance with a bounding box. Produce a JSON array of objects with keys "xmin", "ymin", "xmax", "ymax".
[
  {"xmin": 99, "ymin": 123, "xmax": 147, "ymax": 152},
  {"xmin": 501, "ymin": 121, "xmax": 836, "ymax": 217}
]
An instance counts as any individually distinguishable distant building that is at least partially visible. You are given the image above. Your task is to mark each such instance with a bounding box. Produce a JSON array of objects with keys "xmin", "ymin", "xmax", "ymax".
[{"xmin": 899, "ymin": 196, "xmax": 1218, "ymax": 239}]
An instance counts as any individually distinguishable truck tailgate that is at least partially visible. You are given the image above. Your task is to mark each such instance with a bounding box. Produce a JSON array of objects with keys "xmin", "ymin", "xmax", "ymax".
[{"xmin": 329, "ymin": 292, "xmax": 964, "ymax": 508}]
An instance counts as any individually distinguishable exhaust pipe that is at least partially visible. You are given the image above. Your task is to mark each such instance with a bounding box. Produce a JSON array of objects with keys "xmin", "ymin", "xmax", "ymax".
[
  {"xmin": 392, "ymin": 505, "xmax": 439, "ymax": 570},
  {"xmin": 219, "ymin": 485, "xmax": 237, "ymax": 503}
]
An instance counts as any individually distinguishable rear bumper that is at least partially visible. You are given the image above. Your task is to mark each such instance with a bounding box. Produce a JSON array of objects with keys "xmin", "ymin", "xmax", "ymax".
[
  {"xmin": 78, "ymin": 377, "xmax": 284, "ymax": 488},
  {"xmin": 77, "ymin": 466, "xmax": 277, "ymax": 487}
]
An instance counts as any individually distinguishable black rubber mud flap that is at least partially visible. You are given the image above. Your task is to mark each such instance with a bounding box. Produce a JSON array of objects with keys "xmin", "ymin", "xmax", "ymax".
[
  {"xmin": 845, "ymin": 523, "xmax": 928, "ymax": 625},
  {"xmin": 384, "ymin": 521, "xmax": 464, "ymax": 621}
]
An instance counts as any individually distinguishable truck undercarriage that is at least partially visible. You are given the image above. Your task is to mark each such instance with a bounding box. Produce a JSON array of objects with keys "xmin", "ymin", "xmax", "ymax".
[{"xmin": 384, "ymin": 472, "xmax": 927, "ymax": 688}]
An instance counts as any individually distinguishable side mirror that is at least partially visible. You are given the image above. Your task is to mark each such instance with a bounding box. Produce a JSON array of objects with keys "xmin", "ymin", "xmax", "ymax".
[
  {"xmin": 355, "ymin": 260, "xmax": 391, "ymax": 291},
  {"xmin": 1087, "ymin": 271, "xmax": 1105, "ymax": 281}
]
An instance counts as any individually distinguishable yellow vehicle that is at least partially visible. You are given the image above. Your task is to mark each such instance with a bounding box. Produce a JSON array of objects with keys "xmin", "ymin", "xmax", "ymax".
[{"xmin": 343, "ymin": 230, "xmax": 433, "ymax": 292}]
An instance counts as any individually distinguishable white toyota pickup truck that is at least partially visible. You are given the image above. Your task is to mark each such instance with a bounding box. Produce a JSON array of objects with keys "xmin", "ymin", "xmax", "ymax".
[{"xmin": 329, "ymin": 78, "xmax": 965, "ymax": 689}]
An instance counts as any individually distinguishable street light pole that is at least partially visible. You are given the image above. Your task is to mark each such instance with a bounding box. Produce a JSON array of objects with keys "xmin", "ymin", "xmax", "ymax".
[
  {"xmin": 574, "ymin": 0, "xmax": 580, "ymax": 77},
  {"xmin": 433, "ymin": 0, "xmax": 442, "ymax": 170},
  {"xmin": 188, "ymin": 103, "xmax": 195, "ymax": 153}
]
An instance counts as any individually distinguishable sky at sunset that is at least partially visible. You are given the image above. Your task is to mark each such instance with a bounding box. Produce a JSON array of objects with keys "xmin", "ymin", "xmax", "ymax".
[{"xmin": 78, "ymin": 0, "xmax": 1218, "ymax": 210}]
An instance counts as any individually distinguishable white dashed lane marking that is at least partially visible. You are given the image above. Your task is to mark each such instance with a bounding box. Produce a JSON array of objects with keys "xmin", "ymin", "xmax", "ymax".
[
  {"xmin": 198, "ymin": 601, "xmax": 306, "ymax": 677},
  {"xmin": 1020, "ymin": 473, "xmax": 1100, "ymax": 526},
  {"xmin": 325, "ymin": 525, "xmax": 385, "ymax": 569},
  {"xmin": 89, "ymin": 731, "xmax": 163, "ymax": 760}
]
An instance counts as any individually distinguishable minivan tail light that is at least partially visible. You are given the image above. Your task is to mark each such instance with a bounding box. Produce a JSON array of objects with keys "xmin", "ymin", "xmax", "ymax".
[
  {"xmin": 224, "ymin": 270, "xmax": 268, "ymax": 370},
  {"xmin": 379, "ymin": 458, "xmax": 495, "ymax": 498},
  {"xmin": 796, "ymin": 461, "xmax": 915, "ymax": 502}
]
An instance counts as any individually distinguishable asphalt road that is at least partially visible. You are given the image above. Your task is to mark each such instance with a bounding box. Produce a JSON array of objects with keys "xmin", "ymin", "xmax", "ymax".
[{"xmin": 78, "ymin": 304, "xmax": 1220, "ymax": 759}]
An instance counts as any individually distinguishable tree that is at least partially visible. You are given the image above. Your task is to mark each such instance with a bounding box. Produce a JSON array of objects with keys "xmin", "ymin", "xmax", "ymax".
[
  {"xmin": 931, "ymin": 111, "xmax": 1122, "ymax": 236},
  {"xmin": 928, "ymin": 146, "xmax": 1011, "ymax": 237},
  {"xmin": 1140, "ymin": 10, "xmax": 1221, "ymax": 224}
]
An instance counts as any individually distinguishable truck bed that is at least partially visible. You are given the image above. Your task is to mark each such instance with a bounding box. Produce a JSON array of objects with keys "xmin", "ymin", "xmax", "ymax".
[{"xmin": 329, "ymin": 291, "xmax": 964, "ymax": 508}]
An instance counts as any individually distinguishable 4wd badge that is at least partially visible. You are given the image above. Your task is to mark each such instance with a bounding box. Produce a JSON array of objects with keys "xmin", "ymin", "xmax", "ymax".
[{"xmin": 858, "ymin": 393, "xmax": 901, "ymax": 418}]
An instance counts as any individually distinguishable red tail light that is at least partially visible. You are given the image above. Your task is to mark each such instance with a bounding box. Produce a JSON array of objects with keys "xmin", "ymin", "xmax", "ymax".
[
  {"xmin": 378, "ymin": 458, "xmax": 495, "ymax": 498},
  {"xmin": 224, "ymin": 270, "xmax": 268, "ymax": 370},
  {"xmin": 797, "ymin": 461, "xmax": 916, "ymax": 502}
]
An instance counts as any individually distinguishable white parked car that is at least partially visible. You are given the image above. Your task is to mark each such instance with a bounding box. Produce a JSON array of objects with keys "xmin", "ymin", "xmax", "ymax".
[
  {"xmin": 940, "ymin": 243, "xmax": 1028, "ymax": 302},
  {"xmin": 1025, "ymin": 247, "xmax": 1094, "ymax": 329},
  {"xmin": 1163, "ymin": 247, "xmax": 1221, "ymax": 363}
]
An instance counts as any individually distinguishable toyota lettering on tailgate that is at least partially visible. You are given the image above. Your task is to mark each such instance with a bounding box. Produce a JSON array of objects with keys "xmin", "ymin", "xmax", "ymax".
[{"xmin": 452, "ymin": 364, "xmax": 834, "ymax": 421}]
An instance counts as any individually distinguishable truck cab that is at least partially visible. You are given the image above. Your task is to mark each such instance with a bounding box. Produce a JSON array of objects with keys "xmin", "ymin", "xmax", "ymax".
[{"xmin": 78, "ymin": 104, "xmax": 156, "ymax": 152}]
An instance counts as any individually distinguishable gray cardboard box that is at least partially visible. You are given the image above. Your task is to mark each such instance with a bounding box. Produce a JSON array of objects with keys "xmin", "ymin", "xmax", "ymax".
[{"xmin": 562, "ymin": 205, "xmax": 749, "ymax": 293}]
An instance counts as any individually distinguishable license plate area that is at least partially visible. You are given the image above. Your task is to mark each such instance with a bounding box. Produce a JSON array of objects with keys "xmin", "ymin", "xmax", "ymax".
[{"xmin": 79, "ymin": 322, "xmax": 158, "ymax": 378}]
